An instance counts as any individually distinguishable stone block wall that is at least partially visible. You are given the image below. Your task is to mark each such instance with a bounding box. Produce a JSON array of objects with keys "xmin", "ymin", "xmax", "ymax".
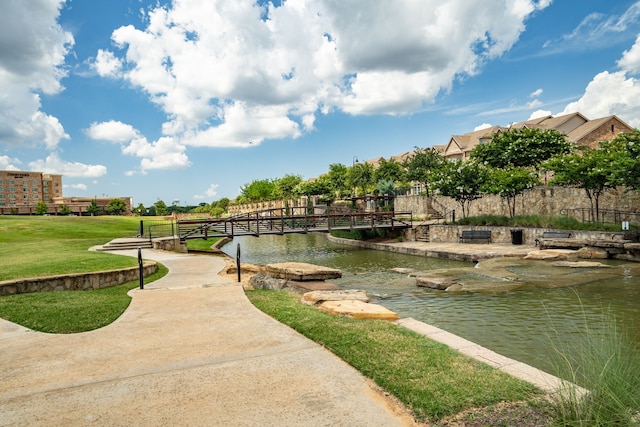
[
  {"xmin": 396, "ymin": 186, "xmax": 640, "ymax": 223},
  {"xmin": 427, "ymin": 225, "xmax": 624, "ymax": 245},
  {"xmin": 0, "ymin": 262, "xmax": 157, "ymax": 296}
]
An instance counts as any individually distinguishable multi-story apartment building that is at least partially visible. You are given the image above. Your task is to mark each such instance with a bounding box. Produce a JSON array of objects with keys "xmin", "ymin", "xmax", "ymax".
[
  {"xmin": 0, "ymin": 170, "xmax": 62, "ymax": 212},
  {"xmin": 0, "ymin": 170, "xmax": 132, "ymax": 215}
]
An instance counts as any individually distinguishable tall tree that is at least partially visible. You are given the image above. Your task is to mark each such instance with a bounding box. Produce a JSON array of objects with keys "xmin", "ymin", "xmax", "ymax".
[
  {"xmin": 374, "ymin": 158, "xmax": 406, "ymax": 185},
  {"xmin": 347, "ymin": 162, "xmax": 375, "ymax": 197},
  {"xmin": 274, "ymin": 174, "xmax": 303, "ymax": 200},
  {"xmin": 87, "ymin": 199, "xmax": 101, "ymax": 216},
  {"xmin": 238, "ymin": 179, "xmax": 276, "ymax": 202},
  {"xmin": 154, "ymin": 199, "xmax": 168, "ymax": 216},
  {"xmin": 472, "ymin": 128, "xmax": 573, "ymax": 170},
  {"xmin": 403, "ymin": 147, "xmax": 445, "ymax": 196},
  {"xmin": 483, "ymin": 167, "xmax": 540, "ymax": 217},
  {"xmin": 106, "ymin": 199, "xmax": 127, "ymax": 215},
  {"xmin": 544, "ymin": 147, "xmax": 618, "ymax": 222},
  {"xmin": 326, "ymin": 163, "xmax": 349, "ymax": 198},
  {"xmin": 601, "ymin": 129, "xmax": 640, "ymax": 190},
  {"xmin": 434, "ymin": 160, "xmax": 488, "ymax": 219}
]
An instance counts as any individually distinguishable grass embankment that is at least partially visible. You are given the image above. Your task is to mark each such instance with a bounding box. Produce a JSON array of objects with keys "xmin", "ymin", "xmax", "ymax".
[
  {"xmin": 0, "ymin": 216, "xmax": 168, "ymax": 332},
  {"xmin": 246, "ymin": 289, "xmax": 548, "ymax": 424},
  {"xmin": 0, "ymin": 215, "xmax": 142, "ymax": 281}
]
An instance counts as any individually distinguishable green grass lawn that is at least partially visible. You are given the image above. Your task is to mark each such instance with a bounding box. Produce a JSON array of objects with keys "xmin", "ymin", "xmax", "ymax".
[
  {"xmin": 0, "ymin": 215, "xmax": 169, "ymax": 332},
  {"xmin": 0, "ymin": 216, "xmax": 143, "ymax": 281},
  {"xmin": 246, "ymin": 289, "xmax": 547, "ymax": 424}
]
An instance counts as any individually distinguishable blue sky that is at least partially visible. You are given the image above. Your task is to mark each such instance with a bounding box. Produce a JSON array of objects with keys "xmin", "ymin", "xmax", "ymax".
[{"xmin": 3, "ymin": 0, "xmax": 640, "ymax": 207}]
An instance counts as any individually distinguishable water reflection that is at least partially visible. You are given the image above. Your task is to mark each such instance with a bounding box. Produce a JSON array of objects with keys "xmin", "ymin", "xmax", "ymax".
[{"xmin": 222, "ymin": 233, "xmax": 640, "ymax": 375}]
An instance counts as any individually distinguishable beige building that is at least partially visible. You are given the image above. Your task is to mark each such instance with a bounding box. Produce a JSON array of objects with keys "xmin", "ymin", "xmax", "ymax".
[
  {"xmin": 0, "ymin": 170, "xmax": 132, "ymax": 215},
  {"xmin": 439, "ymin": 112, "xmax": 634, "ymax": 161}
]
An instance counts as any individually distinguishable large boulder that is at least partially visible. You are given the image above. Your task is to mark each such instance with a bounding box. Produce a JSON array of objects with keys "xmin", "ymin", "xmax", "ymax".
[
  {"xmin": 264, "ymin": 262, "xmax": 342, "ymax": 281},
  {"xmin": 576, "ymin": 246, "xmax": 609, "ymax": 259}
]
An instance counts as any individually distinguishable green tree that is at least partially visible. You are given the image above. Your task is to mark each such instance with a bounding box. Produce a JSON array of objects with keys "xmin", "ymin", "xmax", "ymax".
[
  {"xmin": 154, "ymin": 199, "xmax": 168, "ymax": 216},
  {"xmin": 238, "ymin": 179, "xmax": 276, "ymax": 202},
  {"xmin": 347, "ymin": 162, "xmax": 375, "ymax": 197},
  {"xmin": 326, "ymin": 163, "xmax": 349, "ymax": 198},
  {"xmin": 374, "ymin": 158, "xmax": 406, "ymax": 185},
  {"xmin": 434, "ymin": 160, "xmax": 488, "ymax": 219},
  {"xmin": 35, "ymin": 201, "xmax": 48, "ymax": 215},
  {"xmin": 106, "ymin": 198, "xmax": 127, "ymax": 215},
  {"xmin": 601, "ymin": 130, "xmax": 640, "ymax": 190},
  {"xmin": 274, "ymin": 174, "xmax": 302, "ymax": 200},
  {"xmin": 544, "ymin": 147, "xmax": 617, "ymax": 222},
  {"xmin": 87, "ymin": 199, "xmax": 101, "ymax": 216},
  {"xmin": 472, "ymin": 128, "xmax": 573, "ymax": 170},
  {"xmin": 132, "ymin": 203, "xmax": 146, "ymax": 216},
  {"xmin": 403, "ymin": 147, "xmax": 445, "ymax": 196},
  {"xmin": 59, "ymin": 204, "xmax": 72, "ymax": 215},
  {"xmin": 483, "ymin": 167, "xmax": 540, "ymax": 217}
]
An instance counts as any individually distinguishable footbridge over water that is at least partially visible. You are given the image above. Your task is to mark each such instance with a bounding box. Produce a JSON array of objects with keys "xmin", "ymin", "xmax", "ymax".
[{"xmin": 176, "ymin": 206, "xmax": 413, "ymax": 241}]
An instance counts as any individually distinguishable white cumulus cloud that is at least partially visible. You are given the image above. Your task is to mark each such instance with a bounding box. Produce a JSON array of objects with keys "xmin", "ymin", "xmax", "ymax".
[
  {"xmin": 0, "ymin": 0, "xmax": 73, "ymax": 149},
  {"xmin": 0, "ymin": 155, "xmax": 22, "ymax": 170},
  {"xmin": 194, "ymin": 184, "xmax": 219, "ymax": 200},
  {"xmin": 92, "ymin": 49, "xmax": 123, "ymax": 78},
  {"xmin": 28, "ymin": 153, "xmax": 107, "ymax": 178},
  {"xmin": 86, "ymin": 120, "xmax": 141, "ymax": 142},
  {"xmin": 100, "ymin": 0, "xmax": 550, "ymax": 150}
]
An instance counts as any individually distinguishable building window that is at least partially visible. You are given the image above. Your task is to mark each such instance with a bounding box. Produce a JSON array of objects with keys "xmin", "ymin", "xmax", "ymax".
[
  {"xmin": 9, "ymin": 180, "xmax": 14, "ymax": 185},
  {"xmin": 32, "ymin": 180, "xmax": 38, "ymax": 186},
  {"xmin": 0, "ymin": 195, "xmax": 4, "ymax": 199},
  {"xmin": 0, "ymin": 187, "xmax": 3, "ymax": 192},
  {"xmin": 44, "ymin": 188, "xmax": 49, "ymax": 193},
  {"xmin": 412, "ymin": 183, "xmax": 423, "ymax": 195},
  {"xmin": 32, "ymin": 187, "xmax": 38, "ymax": 192},
  {"xmin": 10, "ymin": 195, "xmax": 15, "ymax": 200},
  {"xmin": 33, "ymin": 195, "xmax": 39, "ymax": 200},
  {"xmin": 9, "ymin": 187, "xmax": 15, "ymax": 193}
]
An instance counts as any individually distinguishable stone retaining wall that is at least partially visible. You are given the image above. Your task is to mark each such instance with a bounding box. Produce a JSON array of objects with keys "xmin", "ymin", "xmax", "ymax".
[
  {"xmin": 396, "ymin": 186, "xmax": 640, "ymax": 221},
  {"xmin": 426, "ymin": 225, "xmax": 625, "ymax": 245},
  {"xmin": 0, "ymin": 262, "xmax": 158, "ymax": 296}
]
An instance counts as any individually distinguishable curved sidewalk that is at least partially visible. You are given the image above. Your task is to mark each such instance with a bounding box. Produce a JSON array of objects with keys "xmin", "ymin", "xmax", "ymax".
[{"xmin": 0, "ymin": 250, "xmax": 416, "ymax": 426}]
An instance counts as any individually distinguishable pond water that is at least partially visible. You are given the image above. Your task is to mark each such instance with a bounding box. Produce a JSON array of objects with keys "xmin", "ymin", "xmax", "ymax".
[{"xmin": 222, "ymin": 233, "xmax": 640, "ymax": 376}]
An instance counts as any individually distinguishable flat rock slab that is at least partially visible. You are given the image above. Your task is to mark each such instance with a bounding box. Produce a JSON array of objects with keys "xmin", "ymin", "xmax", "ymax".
[
  {"xmin": 301, "ymin": 290, "xmax": 369, "ymax": 306},
  {"xmin": 287, "ymin": 281, "xmax": 341, "ymax": 293},
  {"xmin": 551, "ymin": 261, "xmax": 611, "ymax": 268},
  {"xmin": 318, "ymin": 300, "xmax": 399, "ymax": 321},
  {"xmin": 415, "ymin": 276, "xmax": 456, "ymax": 290},
  {"xmin": 524, "ymin": 249, "xmax": 576, "ymax": 260},
  {"xmin": 265, "ymin": 262, "xmax": 342, "ymax": 281}
]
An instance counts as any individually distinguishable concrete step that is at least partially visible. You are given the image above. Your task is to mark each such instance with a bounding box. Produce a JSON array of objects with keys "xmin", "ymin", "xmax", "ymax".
[{"xmin": 96, "ymin": 238, "xmax": 153, "ymax": 251}]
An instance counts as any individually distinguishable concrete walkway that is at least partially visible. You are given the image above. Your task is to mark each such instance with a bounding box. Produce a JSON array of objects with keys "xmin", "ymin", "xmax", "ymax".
[{"xmin": 0, "ymin": 250, "xmax": 417, "ymax": 426}]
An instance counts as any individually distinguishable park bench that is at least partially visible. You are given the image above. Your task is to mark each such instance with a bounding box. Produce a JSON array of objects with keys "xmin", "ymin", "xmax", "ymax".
[
  {"xmin": 535, "ymin": 231, "xmax": 571, "ymax": 246},
  {"xmin": 459, "ymin": 230, "xmax": 492, "ymax": 244}
]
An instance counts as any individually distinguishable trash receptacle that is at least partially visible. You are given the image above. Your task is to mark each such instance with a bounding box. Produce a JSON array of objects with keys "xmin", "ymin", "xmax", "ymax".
[{"xmin": 510, "ymin": 228, "xmax": 523, "ymax": 245}]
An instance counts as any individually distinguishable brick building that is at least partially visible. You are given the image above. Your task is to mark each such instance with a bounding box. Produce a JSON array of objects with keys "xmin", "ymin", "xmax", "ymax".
[{"xmin": 0, "ymin": 170, "xmax": 132, "ymax": 215}]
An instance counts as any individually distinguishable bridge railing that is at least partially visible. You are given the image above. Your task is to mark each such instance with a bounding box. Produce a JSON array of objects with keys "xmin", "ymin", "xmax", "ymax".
[{"xmin": 176, "ymin": 207, "xmax": 412, "ymax": 240}]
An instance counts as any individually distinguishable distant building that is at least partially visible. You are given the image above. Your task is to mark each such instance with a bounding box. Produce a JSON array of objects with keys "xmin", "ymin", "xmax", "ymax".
[
  {"xmin": 439, "ymin": 112, "xmax": 634, "ymax": 161},
  {"xmin": 0, "ymin": 170, "xmax": 132, "ymax": 215},
  {"xmin": 362, "ymin": 112, "xmax": 636, "ymax": 196}
]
